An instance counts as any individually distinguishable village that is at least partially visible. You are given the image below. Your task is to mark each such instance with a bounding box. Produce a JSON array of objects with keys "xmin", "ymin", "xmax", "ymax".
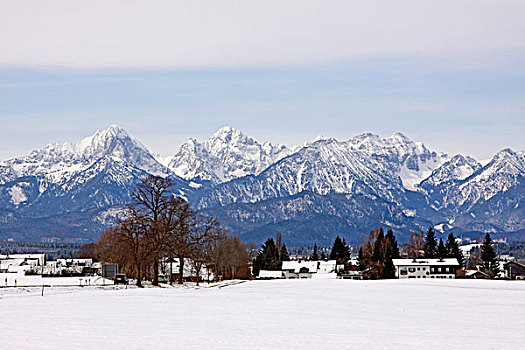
[{"xmin": 1, "ymin": 234, "xmax": 524, "ymax": 290}]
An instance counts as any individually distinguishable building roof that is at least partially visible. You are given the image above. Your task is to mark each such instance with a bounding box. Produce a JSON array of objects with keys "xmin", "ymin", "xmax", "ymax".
[
  {"xmin": 504, "ymin": 260, "xmax": 525, "ymax": 269},
  {"xmin": 282, "ymin": 261, "xmax": 319, "ymax": 273},
  {"xmin": 258, "ymin": 270, "xmax": 283, "ymax": 278},
  {"xmin": 465, "ymin": 270, "xmax": 490, "ymax": 277},
  {"xmin": 392, "ymin": 258, "xmax": 460, "ymax": 267}
]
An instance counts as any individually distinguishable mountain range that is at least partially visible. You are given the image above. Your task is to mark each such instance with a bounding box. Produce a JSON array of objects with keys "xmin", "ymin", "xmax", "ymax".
[{"xmin": 0, "ymin": 125, "xmax": 523, "ymax": 246}]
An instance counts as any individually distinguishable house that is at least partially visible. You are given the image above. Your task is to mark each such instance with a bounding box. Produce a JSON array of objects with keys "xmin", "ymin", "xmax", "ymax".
[
  {"xmin": 159, "ymin": 257, "xmax": 214, "ymax": 282},
  {"xmin": 0, "ymin": 254, "xmax": 45, "ymax": 273},
  {"xmin": 504, "ymin": 261, "xmax": 525, "ymax": 280},
  {"xmin": 464, "ymin": 270, "xmax": 490, "ymax": 279},
  {"xmin": 282, "ymin": 260, "xmax": 319, "ymax": 274},
  {"xmin": 318, "ymin": 260, "xmax": 337, "ymax": 273},
  {"xmin": 392, "ymin": 258, "xmax": 460, "ymax": 279},
  {"xmin": 57, "ymin": 258, "xmax": 93, "ymax": 267},
  {"xmin": 338, "ymin": 270, "xmax": 364, "ymax": 280},
  {"xmin": 257, "ymin": 270, "xmax": 284, "ymax": 279}
]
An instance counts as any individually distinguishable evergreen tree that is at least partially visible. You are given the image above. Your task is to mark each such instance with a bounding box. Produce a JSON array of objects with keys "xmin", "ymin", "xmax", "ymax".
[
  {"xmin": 320, "ymin": 251, "xmax": 327, "ymax": 260},
  {"xmin": 381, "ymin": 243, "xmax": 395, "ymax": 279},
  {"xmin": 280, "ymin": 244, "xmax": 290, "ymax": 262},
  {"xmin": 330, "ymin": 236, "xmax": 346, "ymax": 260},
  {"xmin": 385, "ymin": 229, "xmax": 400, "ymax": 259},
  {"xmin": 423, "ymin": 227, "xmax": 438, "ymax": 258},
  {"xmin": 312, "ymin": 243, "xmax": 319, "ymax": 261},
  {"xmin": 357, "ymin": 247, "xmax": 365, "ymax": 271},
  {"xmin": 437, "ymin": 238, "xmax": 447, "ymax": 259},
  {"xmin": 372, "ymin": 228, "xmax": 385, "ymax": 262},
  {"xmin": 445, "ymin": 233, "xmax": 464, "ymax": 266},
  {"xmin": 252, "ymin": 237, "xmax": 281, "ymax": 275},
  {"xmin": 381, "ymin": 229, "xmax": 399, "ymax": 279},
  {"xmin": 481, "ymin": 233, "xmax": 500, "ymax": 277},
  {"xmin": 342, "ymin": 238, "xmax": 351, "ymax": 259}
]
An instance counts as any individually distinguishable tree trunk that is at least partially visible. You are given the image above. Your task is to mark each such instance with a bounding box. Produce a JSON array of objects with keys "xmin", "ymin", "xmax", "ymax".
[
  {"xmin": 136, "ymin": 263, "xmax": 143, "ymax": 288},
  {"xmin": 178, "ymin": 258, "xmax": 184, "ymax": 285},
  {"xmin": 170, "ymin": 259, "xmax": 173, "ymax": 285},
  {"xmin": 196, "ymin": 267, "xmax": 200, "ymax": 286},
  {"xmin": 152, "ymin": 260, "xmax": 159, "ymax": 286}
]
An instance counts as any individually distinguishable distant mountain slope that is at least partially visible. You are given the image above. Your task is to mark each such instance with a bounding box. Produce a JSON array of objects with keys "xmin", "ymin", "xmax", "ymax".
[
  {"xmin": 0, "ymin": 126, "xmax": 189, "ymax": 241},
  {"xmin": 200, "ymin": 191, "xmax": 433, "ymax": 246},
  {"xmin": 193, "ymin": 133, "xmax": 446, "ymax": 210},
  {"xmin": 0, "ymin": 125, "xmax": 523, "ymax": 246}
]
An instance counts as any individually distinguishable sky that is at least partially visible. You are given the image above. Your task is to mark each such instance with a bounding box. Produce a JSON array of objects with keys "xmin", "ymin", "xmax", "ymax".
[{"xmin": 0, "ymin": 0, "xmax": 524, "ymax": 160}]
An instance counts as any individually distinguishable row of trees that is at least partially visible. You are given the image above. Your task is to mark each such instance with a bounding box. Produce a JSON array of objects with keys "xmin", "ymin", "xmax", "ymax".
[
  {"xmin": 94, "ymin": 176, "xmax": 250, "ymax": 286},
  {"xmin": 419, "ymin": 228, "xmax": 465, "ymax": 263}
]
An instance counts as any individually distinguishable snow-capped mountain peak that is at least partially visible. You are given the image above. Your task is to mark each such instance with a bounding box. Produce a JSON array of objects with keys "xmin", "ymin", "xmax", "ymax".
[
  {"xmin": 0, "ymin": 125, "xmax": 169, "ymax": 186},
  {"xmin": 168, "ymin": 126, "xmax": 293, "ymax": 183},
  {"xmin": 345, "ymin": 132, "xmax": 448, "ymax": 190}
]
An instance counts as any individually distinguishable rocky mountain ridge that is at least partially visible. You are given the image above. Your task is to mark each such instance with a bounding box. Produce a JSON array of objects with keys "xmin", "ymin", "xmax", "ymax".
[{"xmin": 0, "ymin": 125, "xmax": 522, "ymax": 246}]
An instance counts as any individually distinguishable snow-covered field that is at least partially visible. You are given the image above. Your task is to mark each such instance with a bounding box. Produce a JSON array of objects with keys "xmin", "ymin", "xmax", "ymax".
[
  {"xmin": 2, "ymin": 279, "xmax": 524, "ymax": 349},
  {"xmin": 0, "ymin": 273, "xmax": 113, "ymax": 287}
]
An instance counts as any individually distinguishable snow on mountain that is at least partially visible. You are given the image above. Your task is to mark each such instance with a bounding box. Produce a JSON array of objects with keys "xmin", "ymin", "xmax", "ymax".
[
  {"xmin": 168, "ymin": 126, "xmax": 294, "ymax": 183},
  {"xmin": 194, "ymin": 135, "xmax": 440, "ymax": 210},
  {"xmin": 346, "ymin": 132, "xmax": 448, "ymax": 190},
  {"xmin": 0, "ymin": 125, "xmax": 523, "ymax": 243},
  {"xmin": 0, "ymin": 125, "xmax": 182, "ymax": 212},
  {"xmin": 420, "ymin": 154, "xmax": 482, "ymax": 189},
  {"xmin": 452, "ymin": 149, "xmax": 525, "ymax": 209},
  {"xmin": 0, "ymin": 125, "xmax": 169, "ymax": 187},
  {"xmin": 418, "ymin": 154, "xmax": 482, "ymax": 202}
]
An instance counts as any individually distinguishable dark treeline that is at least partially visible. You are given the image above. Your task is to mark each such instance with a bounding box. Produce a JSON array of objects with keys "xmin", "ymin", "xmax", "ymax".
[
  {"xmin": 83, "ymin": 175, "xmax": 250, "ymax": 287},
  {"xmin": 252, "ymin": 232, "xmax": 290, "ymax": 276},
  {"xmin": 0, "ymin": 241, "xmax": 83, "ymax": 260}
]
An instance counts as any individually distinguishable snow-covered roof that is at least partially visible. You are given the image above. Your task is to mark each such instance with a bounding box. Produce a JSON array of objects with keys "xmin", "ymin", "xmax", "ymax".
[
  {"xmin": 0, "ymin": 254, "xmax": 45, "ymax": 261},
  {"xmin": 392, "ymin": 258, "xmax": 459, "ymax": 267},
  {"xmin": 282, "ymin": 261, "xmax": 318, "ymax": 273},
  {"xmin": 258, "ymin": 270, "xmax": 283, "ymax": 278},
  {"xmin": 465, "ymin": 270, "xmax": 489, "ymax": 277},
  {"xmin": 459, "ymin": 244, "xmax": 481, "ymax": 254}
]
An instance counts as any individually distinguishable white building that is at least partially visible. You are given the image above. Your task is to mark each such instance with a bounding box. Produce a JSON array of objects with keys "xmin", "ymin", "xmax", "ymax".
[
  {"xmin": 392, "ymin": 258, "xmax": 460, "ymax": 279},
  {"xmin": 56, "ymin": 258, "xmax": 93, "ymax": 267},
  {"xmin": 159, "ymin": 257, "xmax": 213, "ymax": 281},
  {"xmin": 282, "ymin": 260, "xmax": 318, "ymax": 273},
  {"xmin": 0, "ymin": 254, "xmax": 45, "ymax": 273},
  {"xmin": 318, "ymin": 260, "xmax": 337, "ymax": 273},
  {"xmin": 257, "ymin": 270, "xmax": 284, "ymax": 279}
]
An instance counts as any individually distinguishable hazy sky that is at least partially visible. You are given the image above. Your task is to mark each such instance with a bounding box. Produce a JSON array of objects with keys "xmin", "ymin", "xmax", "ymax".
[{"xmin": 1, "ymin": 1, "xmax": 524, "ymax": 160}]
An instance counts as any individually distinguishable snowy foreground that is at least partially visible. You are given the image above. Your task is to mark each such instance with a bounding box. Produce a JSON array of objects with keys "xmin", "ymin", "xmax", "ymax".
[{"xmin": 2, "ymin": 279, "xmax": 525, "ymax": 349}]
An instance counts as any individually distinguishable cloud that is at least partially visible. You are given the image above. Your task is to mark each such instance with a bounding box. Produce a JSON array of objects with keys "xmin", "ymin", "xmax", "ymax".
[{"xmin": 1, "ymin": 0, "xmax": 525, "ymax": 68}]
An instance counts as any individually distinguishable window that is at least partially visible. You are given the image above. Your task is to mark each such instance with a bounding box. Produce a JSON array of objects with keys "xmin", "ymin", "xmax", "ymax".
[
  {"xmin": 417, "ymin": 267, "xmax": 420, "ymax": 271},
  {"xmin": 409, "ymin": 268, "xmax": 415, "ymax": 273}
]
